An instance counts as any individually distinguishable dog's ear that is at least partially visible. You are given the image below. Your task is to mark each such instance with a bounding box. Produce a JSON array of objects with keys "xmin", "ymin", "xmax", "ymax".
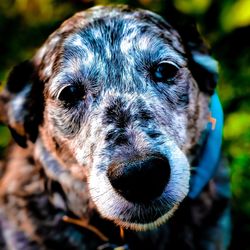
[
  {"xmin": 163, "ymin": 5, "xmax": 218, "ymax": 95},
  {"xmin": 180, "ymin": 23, "xmax": 218, "ymax": 95},
  {"xmin": 0, "ymin": 60, "xmax": 44, "ymax": 148}
]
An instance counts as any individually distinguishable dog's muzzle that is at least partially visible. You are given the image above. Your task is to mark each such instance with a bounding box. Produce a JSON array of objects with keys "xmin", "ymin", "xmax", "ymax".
[
  {"xmin": 89, "ymin": 140, "xmax": 190, "ymax": 231},
  {"xmin": 107, "ymin": 156, "xmax": 171, "ymax": 203}
]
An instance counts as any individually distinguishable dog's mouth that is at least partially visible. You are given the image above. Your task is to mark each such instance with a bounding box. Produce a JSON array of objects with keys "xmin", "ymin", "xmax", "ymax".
[
  {"xmin": 89, "ymin": 142, "xmax": 190, "ymax": 231},
  {"xmin": 113, "ymin": 203, "xmax": 179, "ymax": 231}
]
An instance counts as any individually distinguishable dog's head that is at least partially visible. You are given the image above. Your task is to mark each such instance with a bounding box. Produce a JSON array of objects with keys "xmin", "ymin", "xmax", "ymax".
[{"xmin": 0, "ymin": 6, "xmax": 218, "ymax": 230}]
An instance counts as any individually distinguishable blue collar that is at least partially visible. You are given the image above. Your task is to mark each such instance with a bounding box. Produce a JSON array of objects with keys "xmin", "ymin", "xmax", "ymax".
[{"xmin": 188, "ymin": 93, "xmax": 223, "ymax": 199}]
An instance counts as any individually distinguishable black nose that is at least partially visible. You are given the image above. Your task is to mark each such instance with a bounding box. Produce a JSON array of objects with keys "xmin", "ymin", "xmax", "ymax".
[{"xmin": 107, "ymin": 156, "xmax": 171, "ymax": 203}]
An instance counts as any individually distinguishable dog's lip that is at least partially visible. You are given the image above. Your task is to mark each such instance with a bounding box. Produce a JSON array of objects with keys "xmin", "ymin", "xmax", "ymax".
[
  {"xmin": 113, "ymin": 204, "xmax": 179, "ymax": 231},
  {"xmin": 95, "ymin": 191, "xmax": 179, "ymax": 231}
]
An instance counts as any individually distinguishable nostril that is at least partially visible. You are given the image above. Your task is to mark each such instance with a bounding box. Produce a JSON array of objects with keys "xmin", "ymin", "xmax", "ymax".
[{"xmin": 107, "ymin": 156, "xmax": 171, "ymax": 203}]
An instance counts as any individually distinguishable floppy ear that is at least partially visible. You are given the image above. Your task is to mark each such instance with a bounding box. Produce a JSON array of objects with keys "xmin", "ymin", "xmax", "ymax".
[
  {"xmin": 179, "ymin": 23, "xmax": 218, "ymax": 95},
  {"xmin": 0, "ymin": 60, "xmax": 44, "ymax": 148},
  {"xmin": 163, "ymin": 5, "xmax": 218, "ymax": 95}
]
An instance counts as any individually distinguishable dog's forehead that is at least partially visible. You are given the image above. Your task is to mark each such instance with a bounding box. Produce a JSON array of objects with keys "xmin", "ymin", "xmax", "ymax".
[
  {"xmin": 43, "ymin": 6, "xmax": 187, "ymax": 95},
  {"xmin": 60, "ymin": 8, "xmax": 185, "ymax": 58},
  {"xmin": 62, "ymin": 20, "xmax": 183, "ymax": 63}
]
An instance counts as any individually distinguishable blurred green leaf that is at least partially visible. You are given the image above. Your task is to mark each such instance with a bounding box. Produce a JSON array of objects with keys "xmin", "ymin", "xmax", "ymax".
[
  {"xmin": 221, "ymin": 0, "xmax": 250, "ymax": 31},
  {"xmin": 174, "ymin": 0, "xmax": 211, "ymax": 15},
  {"xmin": 224, "ymin": 112, "xmax": 250, "ymax": 140},
  {"xmin": 0, "ymin": 125, "xmax": 11, "ymax": 148}
]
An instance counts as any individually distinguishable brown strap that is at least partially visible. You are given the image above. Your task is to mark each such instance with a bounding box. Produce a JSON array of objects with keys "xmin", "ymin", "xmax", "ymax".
[
  {"xmin": 62, "ymin": 215, "xmax": 109, "ymax": 242},
  {"xmin": 119, "ymin": 227, "xmax": 125, "ymax": 241}
]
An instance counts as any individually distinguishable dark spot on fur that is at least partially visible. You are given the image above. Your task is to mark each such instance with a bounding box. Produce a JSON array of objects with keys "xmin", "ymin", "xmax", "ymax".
[
  {"xmin": 103, "ymin": 98, "xmax": 131, "ymax": 128},
  {"xmin": 27, "ymin": 156, "xmax": 35, "ymax": 165},
  {"xmin": 50, "ymin": 181, "xmax": 67, "ymax": 202},
  {"xmin": 27, "ymin": 195, "xmax": 57, "ymax": 221},
  {"xmin": 148, "ymin": 131, "xmax": 162, "ymax": 139},
  {"xmin": 105, "ymin": 129, "xmax": 128, "ymax": 145},
  {"xmin": 8, "ymin": 126, "xmax": 27, "ymax": 148},
  {"xmin": 51, "ymin": 136, "xmax": 61, "ymax": 151},
  {"xmin": 45, "ymin": 179, "xmax": 67, "ymax": 203},
  {"xmin": 137, "ymin": 109, "xmax": 153, "ymax": 121},
  {"xmin": 135, "ymin": 100, "xmax": 154, "ymax": 125},
  {"xmin": 105, "ymin": 129, "xmax": 116, "ymax": 141},
  {"xmin": 114, "ymin": 133, "xmax": 128, "ymax": 145},
  {"xmin": 176, "ymin": 92, "xmax": 189, "ymax": 108}
]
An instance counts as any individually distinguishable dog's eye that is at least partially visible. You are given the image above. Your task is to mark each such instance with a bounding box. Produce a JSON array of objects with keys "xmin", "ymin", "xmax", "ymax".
[
  {"xmin": 153, "ymin": 61, "xmax": 179, "ymax": 83},
  {"xmin": 57, "ymin": 85, "xmax": 85, "ymax": 103}
]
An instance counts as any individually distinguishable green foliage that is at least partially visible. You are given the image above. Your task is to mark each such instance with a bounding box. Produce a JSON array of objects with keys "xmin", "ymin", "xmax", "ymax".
[
  {"xmin": 0, "ymin": 125, "xmax": 10, "ymax": 148},
  {"xmin": 221, "ymin": 0, "xmax": 250, "ymax": 31},
  {"xmin": 0, "ymin": 125, "xmax": 11, "ymax": 158},
  {"xmin": 0, "ymin": 0, "xmax": 249, "ymax": 248},
  {"xmin": 0, "ymin": 0, "xmax": 78, "ymax": 79},
  {"xmin": 174, "ymin": 0, "xmax": 212, "ymax": 15}
]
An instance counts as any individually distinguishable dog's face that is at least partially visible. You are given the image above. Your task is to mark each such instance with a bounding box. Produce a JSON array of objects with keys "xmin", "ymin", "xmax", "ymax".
[{"xmin": 0, "ymin": 6, "xmax": 218, "ymax": 231}]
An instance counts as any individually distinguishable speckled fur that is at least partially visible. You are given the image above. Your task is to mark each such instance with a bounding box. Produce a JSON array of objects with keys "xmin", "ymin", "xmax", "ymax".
[{"xmin": 0, "ymin": 5, "xmax": 230, "ymax": 249}]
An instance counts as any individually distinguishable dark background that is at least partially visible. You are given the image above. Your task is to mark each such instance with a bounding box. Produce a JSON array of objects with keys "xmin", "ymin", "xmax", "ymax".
[{"xmin": 0, "ymin": 0, "xmax": 250, "ymax": 249}]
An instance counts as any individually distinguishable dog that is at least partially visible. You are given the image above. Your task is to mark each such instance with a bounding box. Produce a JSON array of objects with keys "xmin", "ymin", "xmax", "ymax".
[{"xmin": 0, "ymin": 5, "xmax": 231, "ymax": 250}]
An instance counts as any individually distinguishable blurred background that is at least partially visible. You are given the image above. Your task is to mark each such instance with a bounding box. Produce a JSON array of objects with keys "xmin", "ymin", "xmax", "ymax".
[{"xmin": 0, "ymin": 0, "xmax": 249, "ymax": 249}]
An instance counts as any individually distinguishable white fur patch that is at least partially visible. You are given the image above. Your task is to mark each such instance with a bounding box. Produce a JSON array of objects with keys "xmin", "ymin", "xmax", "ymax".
[
  {"xmin": 137, "ymin": 36, "xmax": 151, "ymax": 51},
  {"xmin": 65, "ymin": 34, "xmax": 95, "ymax": 67},
  {"xmin": 83, "ymin": 48, "xmax": 95, "ymax": 67},
  {"xmin": 120, "ymin": 38, "xmax": 133, "ymax": 54},
  {"xmin": 105, "ymin": 45, "xmax": 112, "ymax": 59},
  {"xmin": 72, "ymin": 36, "xmax": 85, "ymax": 47}
]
